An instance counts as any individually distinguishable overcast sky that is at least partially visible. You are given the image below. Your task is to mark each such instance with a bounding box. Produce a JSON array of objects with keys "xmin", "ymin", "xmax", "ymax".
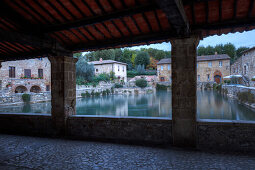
[{"xmin": 128, "ymin": 30, "xmax": 255, "ymax": 51}]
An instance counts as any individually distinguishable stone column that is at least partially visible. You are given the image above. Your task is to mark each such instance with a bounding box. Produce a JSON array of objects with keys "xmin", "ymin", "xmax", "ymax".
[
  {"xmin": 170, "ymin": 36, "xmax": 200, "ymax": 147},
  {"xmin": 49, "ymin": 56, "xmax": 77, "ymax": 134}
]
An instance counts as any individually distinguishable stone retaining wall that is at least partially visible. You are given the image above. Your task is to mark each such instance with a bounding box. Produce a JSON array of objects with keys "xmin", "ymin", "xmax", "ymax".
[
  {"xmin": 0, "ymin": 92, "xmax": 51, "ymax": 105},
  {"xmin": 222, "ymin": 85, "xmax": 255, "ymax": 98}
]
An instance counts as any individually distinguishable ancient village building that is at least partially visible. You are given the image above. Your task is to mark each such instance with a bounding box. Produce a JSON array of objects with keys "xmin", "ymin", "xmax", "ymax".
[
  {"xmin": 157, "ymin": 53, "xmax": 230, "ymax": 84},
  {"xmin": 89, "ymin": 58, "xmax": 127, "ymax": 82},
  {"xmin": 231, "ymin": 47, "xmax": 255, "ymax": 86},
  {"xmin": 0, "ymin": 58, "xmax": 51, "ymax": 93}
]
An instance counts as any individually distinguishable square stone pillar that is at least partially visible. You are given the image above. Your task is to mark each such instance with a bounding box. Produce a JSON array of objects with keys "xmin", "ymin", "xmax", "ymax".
[
  {"xmin": 170, "ymin": 36, "xmax": 200, "ymax": 147},
  {"xmin": 49, "ymin": 56, "xmax": 77, "ymax": 134}
]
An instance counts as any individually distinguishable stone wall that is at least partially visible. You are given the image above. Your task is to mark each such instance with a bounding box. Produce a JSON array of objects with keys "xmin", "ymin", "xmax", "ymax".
[
  {"xmin": 222, "ymin": 85, "xmax": 255, "ymax": 98},
  {"xmin": 157, "ymin": 59, "xmax": 230, "ymax": 83},
  {"xmin": 0, "ymin": 92, "xmax": 51, "ymax": 105},
  {"xmin": 1, "ymin": 113, "xmax": 255, "ymax": 151},
  {"xmin": 67, "ymin": 116, "xmax": 172, "ymax": 145},
  {"xmin": 197, "ymin": 120, "xmax": 255, "ymax": 152},
  {"xmin": 197, "ymin": 59, "xmax": 230, "ymax": 83},
  {"xmin": 231, "ymin": 48, "xmax": 255, "ymax": 86},
  {"xmin": 0, "ymin": 57, "xmax": 51, "ymax": 92}
]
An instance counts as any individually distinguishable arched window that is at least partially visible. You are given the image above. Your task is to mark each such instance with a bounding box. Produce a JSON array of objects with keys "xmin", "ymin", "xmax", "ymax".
[
  {"xmin": 15, "ymin": 86, "xmax": 28, "ymax": 93},
  {"xmin": 30, "ymin": 86, "xmax": 41, "ymax": 93}
]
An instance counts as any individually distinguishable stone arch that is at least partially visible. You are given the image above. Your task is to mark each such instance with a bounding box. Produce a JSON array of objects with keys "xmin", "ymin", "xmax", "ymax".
[
  {"xmin": 15, "ymin": 86, "xmax": 28, "ymax": 93},
  {"xmin": 213, "ymin": 70, "xmax": 222, "ymax": 84},
  {"xmin": 30, "ymin": 85, "xmax": 41, "ymax": 93}
]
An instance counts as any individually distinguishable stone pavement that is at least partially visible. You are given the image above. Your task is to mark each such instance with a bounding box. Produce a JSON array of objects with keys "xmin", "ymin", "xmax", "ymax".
[{"xmin": 0, "ymin": 134, "xmax": 255, "ymax": 170}]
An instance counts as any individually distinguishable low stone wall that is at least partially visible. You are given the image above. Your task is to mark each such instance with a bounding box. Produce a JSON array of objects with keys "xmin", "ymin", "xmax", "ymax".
[
  {"xmin": 197, "ymin": 82, "xmax": 214, "ymax": 89},
  {"xmin": 67, "ymin": 116, "xmax": 172, "ymax": 145},
  {"xmin": 197, "ymin": 119, "xmax": 255, "ymax": 152},
  {"xmin": 222, "ymin": 85, "xmax": 255, "ymax": 98},
  {"xmin": 0, "ymin": 92, "xmax": 51, "ymax": 105},
  {"xmin": 221, "ymin": 85, "xmax": 255, "ymax": 109},
  {"xmin": 1, "ymin": 113, "xmax": 255, "ymax": 151},
  {"xmin": 0, "ymin": 113, "xmax": 55, "ymax": 136},
  {"xmin": 114, "ymin": 87, "xmax": 155, "ymax": 95}
]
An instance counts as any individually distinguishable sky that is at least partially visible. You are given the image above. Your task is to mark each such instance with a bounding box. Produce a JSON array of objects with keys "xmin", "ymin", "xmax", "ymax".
[{"xmin": 128, "ymin": 30, "xmax": 255, "ymax": 51}]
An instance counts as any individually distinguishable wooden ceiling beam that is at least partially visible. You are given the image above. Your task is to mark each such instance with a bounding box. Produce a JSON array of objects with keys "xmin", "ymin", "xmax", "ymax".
[
  {"xmin": 155, "ymin": 0, "xmax": 189, "ymax": 34},
  {"xmin": 43, "ymin": 3, "xmax": 159, "ymax": 33},
  {"xmin": 69, "ymin": 30, "xmax": 187, "ymax": 52},
  {"xmin": 192, "ymin": 18, "xmax": 255, "ymax": 32}
]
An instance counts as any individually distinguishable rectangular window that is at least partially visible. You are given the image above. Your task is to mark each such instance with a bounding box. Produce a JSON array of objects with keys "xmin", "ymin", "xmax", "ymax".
[
  {"xmin": 123, "ymin": 66, "xmax": 124, "ymax": 72},
  {"xmin": 168, "ymin": 64, "xmax": 170, "ymax": 70},
  {"xmin": 38, "ymin": 69, "xmax": 43, "ymax": 78},
  {"xmin": 161, "ymin": 65, "xmax": 163, "ymax": 70},
  {"xmin": 207, "ymin": 74, "xmax": 210, "ymax": 81},
  {"xmin": 96, "ymin": 69, "xmax": 98, "ymax": 72},
  {"xmin": 0, "ymin": 80, "xmax": 2, "ymax": 90},
  {"xmin": 24, "ymin": 69, "xmax": 31, "ymax": 78},
  {"xmin": 118, "ymin": 66, "xmax": 119, "ymax": 71},
  {"xmin": 9, "ymin": 66, "xmax": 15, "ymax": 78},
  {"xmin": 198, "ymin": 75, "xmax": 200, "ymax": 81},
  {"xmin": 46, "ymin": 85, "xmax": 50, "ymax": 91},
  {"xmin": 208, "ymin": 62, "xmax": 212, "ymax": 67},
  {"xmin": 219, "ymin": 61, "xmax": 222, "ymax": 67}
]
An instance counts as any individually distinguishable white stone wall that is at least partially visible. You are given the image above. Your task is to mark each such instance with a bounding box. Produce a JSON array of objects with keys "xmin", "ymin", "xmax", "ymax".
[{"xmin": 93, "ymin": 63, "xmax": 127, "ymax": 82}]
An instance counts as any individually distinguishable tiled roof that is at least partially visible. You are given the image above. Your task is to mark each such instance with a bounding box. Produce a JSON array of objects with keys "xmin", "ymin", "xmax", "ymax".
[
  {"xmin": 197, "ymin": 54, "xmax": 230, "ymax": 61},
  {"xmin": 157, "ymin": 54, "xmax": 230, "ymax": 65},
  {"xmin": 88, "ymin": 60, "xmax": 127, "ymax": 65},
  {"xmin": 241, "ymin": 46, "xmax": 255, "ymax": 55},
  {"xmin": 157, "ymin": 58, "xmax": 171, "ymax": 64}
]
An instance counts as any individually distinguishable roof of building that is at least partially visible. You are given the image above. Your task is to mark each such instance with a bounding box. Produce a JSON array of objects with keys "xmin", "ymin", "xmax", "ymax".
[
  {"xmin": 157, "ymin": 54, "xmax": 230, "ymax": 65},
  {"xmin": 0, "ymin": 1, "xmax": 254, "ymax": 61},
  {"xmin": 241, "ymin": 46, "xmax": 255, "ymax": 55},
  {"xmin": 88, "ymin": 60, "xmax": 127, "ymax": 65}
]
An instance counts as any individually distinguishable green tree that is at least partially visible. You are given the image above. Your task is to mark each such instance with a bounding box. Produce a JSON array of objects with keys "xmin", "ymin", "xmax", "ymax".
[
  {"xmin": 236, "ymin": 47, "xmax": 249, "ymax": 58},
  {"xmin": 135, "ymin": 79, "xmax": 148, "ymax": 88},
  {"xmin": 135, "ymin": 51, "xmax": 150, "ymax": 67},
  {"xmin": 114, "ymin": 49, "xmax": 123, "ymax": 61},
  {"xmin": 155, "ymin": 50, "xmax": 166, "ymax": 60},
  {"xmin": 223, "ymin": 43, "xmax": 236, "ymax": 62},
  {"xmin": 76, "ymin": 56, "xmax": 95, "ymax": 83}
]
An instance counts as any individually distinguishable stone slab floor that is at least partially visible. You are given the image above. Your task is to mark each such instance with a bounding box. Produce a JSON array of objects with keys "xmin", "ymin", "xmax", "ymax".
[{"xmin": 0, "ymin": 134, "xmax": 255, "ymax": 170}]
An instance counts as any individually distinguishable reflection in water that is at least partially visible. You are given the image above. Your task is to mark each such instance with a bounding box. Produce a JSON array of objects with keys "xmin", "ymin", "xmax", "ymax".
[{"xmin": 1, "ymin": 90, "xmax": 255, "ymax": 121}]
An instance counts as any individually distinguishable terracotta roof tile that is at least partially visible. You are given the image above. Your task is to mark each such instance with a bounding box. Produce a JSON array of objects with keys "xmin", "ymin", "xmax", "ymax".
[{"xmin": 157, "ymin": 54, "xmax": 230, "ymax": 65}]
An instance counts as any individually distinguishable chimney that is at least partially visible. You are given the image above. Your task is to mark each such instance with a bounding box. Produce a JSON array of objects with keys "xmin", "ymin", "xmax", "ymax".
[
  {"xmin": 100, "ymin": 58, "xmax": 103, "ymax": 62},
  {"xmin": 215, "ymin": 52, "xmax": 218, "ymax": 55}
]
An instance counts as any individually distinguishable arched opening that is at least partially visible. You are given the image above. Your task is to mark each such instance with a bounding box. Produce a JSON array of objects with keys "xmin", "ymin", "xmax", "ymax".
[
  {"xmin": 30, "ymin": 86, "xmax": 41, "ymax": 93},
  {"xmin": 15, "ymin": 86, "xmax": 28, "ymax": 93},
  {"xmin": 213, "ymin": 70, "xmax": 222, "ymax": 84}
]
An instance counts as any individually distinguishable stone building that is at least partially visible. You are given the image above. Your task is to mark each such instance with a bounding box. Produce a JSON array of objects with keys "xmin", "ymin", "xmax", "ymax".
[
  {"xmin": 157, "ymin": 53, "xmax": 230, "ymax": 84},
  {"xmin": 0, "ymin": 57, "xmax": 51, "ymax": 93},
  {"xmin": 89, "ymin": 58, "xmax": 127, "ymax": 82},
  {"xmin": 231, "ymin": 47, "xmax": 255, "ymax": 86}
]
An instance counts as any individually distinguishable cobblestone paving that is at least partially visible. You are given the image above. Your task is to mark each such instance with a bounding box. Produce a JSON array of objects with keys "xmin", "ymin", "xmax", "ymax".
[{"xmin": 0, "ymin": 134, "xmax": 255, "ymax": 170}]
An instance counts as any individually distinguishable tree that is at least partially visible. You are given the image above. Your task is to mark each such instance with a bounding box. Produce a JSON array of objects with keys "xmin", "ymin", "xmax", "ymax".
[
  {"xmin": 76, "ymin": 56, "xmax": 95, "ymax": 84},
  {"xmin": 223, "ymin": 43, "xmax": 236, "ymax": 62},
  {"xmin": 155, "ymin": 50, "xmax": 166, "ymax": 60},
  {"xmin": 135, "ymin": 79, "xmax": 148, "ymax": 88},
  {"xmin": 236, "ymin": 47, "xmax": 249, "ymax": 58},
  {"xmin": 135, "ymin": 51, "xmax": 150, "ymax": 67},
  {"xmin": 147, "ymin": 57, "xmax": 158, "ymax": 70},
  {"xmin": 136, "ymin": 65, "xmax": 145, "ymax": 74},
  {"xmin": 114, "ymin": 49, "xmax": 123, "ymax": 61}
]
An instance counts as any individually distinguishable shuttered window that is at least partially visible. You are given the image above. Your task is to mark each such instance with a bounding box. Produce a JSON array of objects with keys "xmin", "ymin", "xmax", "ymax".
[
  {"xmin": 24, "ymin": 69, "xmax": 31, "ymax": 78},
  {"xmin": 38, "ymin": 69, "xmax": 43, "ymax": 78},
  {"xmin": 9, "ymin": 66, "xmax": 15, "ymax": 78}
]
